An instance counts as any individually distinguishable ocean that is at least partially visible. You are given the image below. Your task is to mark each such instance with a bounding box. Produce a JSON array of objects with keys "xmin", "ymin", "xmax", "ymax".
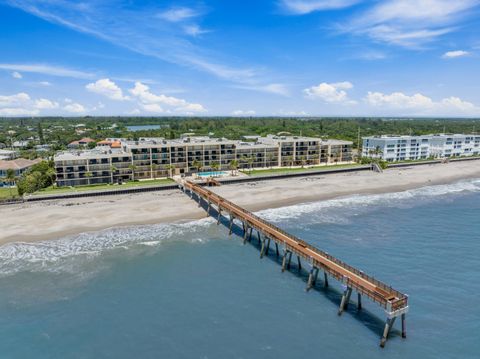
[{"xmin": 1, "ymin": 179, "xmax": 479, "ymax": 358}]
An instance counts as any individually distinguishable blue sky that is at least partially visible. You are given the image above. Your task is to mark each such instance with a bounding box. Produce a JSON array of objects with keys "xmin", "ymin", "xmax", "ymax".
[{"xmin": 0, "ymin": 0, "xmax": 479, "ymax": 117}]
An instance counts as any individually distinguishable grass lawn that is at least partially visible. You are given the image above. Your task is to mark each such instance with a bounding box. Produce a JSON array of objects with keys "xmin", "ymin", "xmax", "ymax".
[
  {"xmin": 32, "ymin": 178, "xmax": 175, "ymax": 196},
  {"xmin": 242, "ymin": 163, "xmax": 362, "ymax": 176},
  {"xmin": 0, "ymin": 187, "xmax": 19, "ymax": 200}
]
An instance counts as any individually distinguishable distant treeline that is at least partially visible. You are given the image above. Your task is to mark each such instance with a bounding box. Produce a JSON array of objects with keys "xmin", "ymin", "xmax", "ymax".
[{"xmin": 1, "ymin": 116, "xmax": 479, "ymax": 149}]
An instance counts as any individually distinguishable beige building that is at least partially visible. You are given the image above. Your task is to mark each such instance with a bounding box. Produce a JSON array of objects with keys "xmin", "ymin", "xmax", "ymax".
[{"xmin": 54, "ymin": 135, "xmax": 353, "ymax": 187}]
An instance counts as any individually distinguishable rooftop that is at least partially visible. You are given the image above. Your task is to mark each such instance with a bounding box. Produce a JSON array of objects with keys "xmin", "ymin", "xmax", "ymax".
[
  {"xmin": 363, "ymin": 134, "xmax": 480, "ymax": 140},
  {"xmin": 0, "ymin": 158, "xmax": 41, "ymax": 170},
  {"xmin": 55, "ymin": 148, "xmax": 128, "ymax": 161}
]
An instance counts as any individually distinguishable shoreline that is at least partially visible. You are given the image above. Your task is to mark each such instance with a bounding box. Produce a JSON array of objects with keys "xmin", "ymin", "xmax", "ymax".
[{"xmin": 1, "ymin": 160, "xmax": 480, "ymax": 245}]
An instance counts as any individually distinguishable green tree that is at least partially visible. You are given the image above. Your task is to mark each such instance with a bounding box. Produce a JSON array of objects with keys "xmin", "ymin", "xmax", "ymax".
[
  {"xmin": 46, "ymin": 167, "xmax": 56, "ymax": 189},
  {"xmin": 299, "ymin": 155, "xmax": 306, "ymax": 168},
  {"xmin": 5, "ymin": 168, "xmax": 16, "ymax": 197},
  {"xmin": 85, "ymin": 171, "xmax": 93, "ymax": 185},
  {"xmin": 110, "ymin": 165, "xmax": 118, "ymax": 184},
  {"xmin": 37, "ymin": 123, "xmax": 44, "ymax": 144},
  {"xmin": 247, "ymin": 156, "xmax": 254, "ymax": 174},
  {"xmin": 229, "ymin": 160, "xmax": 238, "ymax": 176},
  {"xmin": 210, "ymin": 162, "xmax": 219, "ymax": 176},
  {"xmin": 267, "ymin": 153, "xmax": 275, "ymax": 168},
  {"xmin": 165, "ymin": 164, "xmax": 175, "ymax": 178},
  {"xmin": 192, "ymin": 160, "xmax": 202, "ymax": 173},
  {"xmin": 128, "ymin": 164, "xmax": 137, "ymax": 181},
  {"xmin": 285, "ymin": 155, "xmax": 293, "ymax": 168}
]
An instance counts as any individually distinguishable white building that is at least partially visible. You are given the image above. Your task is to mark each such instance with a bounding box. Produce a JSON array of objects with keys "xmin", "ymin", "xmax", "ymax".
[{"xmin": 362, "ymin": 134, "xmax": 480, "ymax": 162}]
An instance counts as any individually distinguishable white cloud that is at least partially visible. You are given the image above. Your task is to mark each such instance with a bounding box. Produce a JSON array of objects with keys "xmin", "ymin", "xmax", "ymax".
[
  {"xmin": 357, "ymin": 51, "xmax": 387, "ymax": 60},
  {"xmin": 0, "ymin": 92, "xmax": 61, "ymax": 116},
  {"xmin": 442, "ymin": 50, "xmax": 470, "ymax": 58},
  {"xmin": 39, "ymin": 81, "xmax": 52, "ymax": 86},
  {"xmin": 34, "ymin": 98, "xmax": 59, "ymax": 109},
  {"xmin": 281, "ymin": 0, "xmax": 360, "ymax": 14},
  {"xmin": 5, "ymin": 2, "xmax": 272, "ymax": 88},
  {"xmin": 12, "ymin": 71, "xmax": 22, "ymax": 79},
  {"xmin": 277, "ymin": 109, "xmax": 309, "ymax": 116},
  {"xmin": 235, "ymin": 83, "xmax": 290, "ymax": 96},
  {"xmin": 365, "ymin": 91, "xmax": 479, "ymax": 115},
  {"xmin": 262, "ymin": 83, "xmax": 290, "ymax": 96},
  {"xmin": 183, "ymin": 24, "xmax": 210, "ymax": 37},
  {"xmin": 86, "ymin": 78, "xmax": 129, "ymax": 101},
  {"xmin": 129, "ymin": 82, "xmax": 206, "ymax": 113},
  {"xmin": 63, "ymin": 102, "xmax": 86, "ymax": 113},
  {"xmin": 0, "ymin": 108, "xmax": 39, "ymax": 116},
  {"xmin": 231, "ymin": 110, "xmax": 256, "ymax": 116},
  {"xmin": 342, "ymin": 0, "xmax": 479, "ymax": 47},
  {"xmin": 0, "ymin": 63, "xmax": 94, "ymax": 79},
  {"xmin": 365, "ymin": 91, "xmax": 434, "ymax": 108},
  {"xmin": 0, "ymin": 93, "xmax": 31, "ymax": 107},
  {"xmin": 304, "ymin": 81, "xmax": 356, "ymax": 104},
  {"xmin": 157, "ymin": 7, "xmax": 201, "ymax": 22},
  {"xmin": 141, "ymin": 103, "xmax": 164, "ymax": 113}
]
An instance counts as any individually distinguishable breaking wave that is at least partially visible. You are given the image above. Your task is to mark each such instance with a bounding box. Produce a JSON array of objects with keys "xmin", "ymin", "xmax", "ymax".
[
  {"xmin": 257, "ymin": 178, "xmax": 480, "ymax": 223},
  {"xmin": 1, "ymin": 178, "xmax": 479, "ymax": 276},
  {"xmin": 0, "ymin": 218, "xmax": 215, "ymax": 276}
]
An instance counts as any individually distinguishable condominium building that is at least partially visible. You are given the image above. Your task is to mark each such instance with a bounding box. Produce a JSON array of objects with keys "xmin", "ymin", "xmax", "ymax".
[
  {"xmin": 55, "ymin": 148, "xmax": 132, "ymax": 187},
  {"xmin": 362, "ymin": 134, "xmax": 480, "ymax": 162},
  {"xmin": 54, "ymin": 135, "xmax": 353, "ymax": 187}
]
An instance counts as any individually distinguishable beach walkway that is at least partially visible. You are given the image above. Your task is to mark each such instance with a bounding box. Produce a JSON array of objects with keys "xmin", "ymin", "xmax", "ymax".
[{"xmin": 179, "ymin": 179, "xmax": 409, "ymax": 348}]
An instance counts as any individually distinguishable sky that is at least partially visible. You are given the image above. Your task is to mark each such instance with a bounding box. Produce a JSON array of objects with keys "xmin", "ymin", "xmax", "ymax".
[{"xmin": 0, "ymin": 0, "xmax": 479, "ymax": 117}]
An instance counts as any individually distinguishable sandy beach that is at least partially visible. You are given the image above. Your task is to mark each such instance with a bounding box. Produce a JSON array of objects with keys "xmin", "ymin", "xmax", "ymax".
[{"xmin": 1, "ymin": 160, "xmax": 480, "ymax": 245}]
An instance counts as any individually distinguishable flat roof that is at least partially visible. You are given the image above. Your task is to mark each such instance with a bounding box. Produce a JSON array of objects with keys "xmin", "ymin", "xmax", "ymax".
[
  {"xmin": 54, "ymin": 148, "xmax": 129, "ymax": 161},
  {"xmin": 363, "ymin": 134, "xmax": 479, "ymax": 140}
]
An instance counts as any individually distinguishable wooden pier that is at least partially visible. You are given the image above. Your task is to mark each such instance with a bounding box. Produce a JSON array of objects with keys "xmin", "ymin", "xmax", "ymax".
[{"xmin": 180, "ymin": 180, "xmax": 409, "ymax": 347}]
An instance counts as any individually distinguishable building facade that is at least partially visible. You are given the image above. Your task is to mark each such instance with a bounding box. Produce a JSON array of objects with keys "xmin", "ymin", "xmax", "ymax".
[
  {"xmin": 54, "ymin": 135, "xmax": 353, "ymax": 187},
  {"xmin": 0, "ymin": 158, "xmax": 41, "ymax": 186},
  {"xmin": 362, "ymin": 134, "xmax": 480, "ymax": 162}
]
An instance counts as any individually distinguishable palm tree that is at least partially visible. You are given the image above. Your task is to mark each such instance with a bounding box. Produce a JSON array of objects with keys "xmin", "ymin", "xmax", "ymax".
[
  {"xmin": 229, "ymin": 160, "xmax": 238, "ymax": 176},
  {"xmin": 5, "ymin": 169, "xmax": 16, "ymax": 197},
  {"xmin": 165, "ymin": 164, "xmax": 175, "ymax": 178},
  {"xmin": 267, "ymin": 154, "xmax": 275, "ymax": 168},
  {"xmin": 128, "ymin": 164, "xmax": 137, "ymax": 181},
  {"xmin": 285, "ymin": 155, "xmax": 293, "ymax": 168},
  {"xmin": 110, "ymin": 165, "xmax": 117, "ymax": 184},
  {"xmin": 211, "ymin": 162, "xmax": 219, "ymax": 176},
  {"xmin": 299, "ymin": 155, "xmax": 306, "ymax": 168},
  {"xmin": 192, "ymin": 160, "xmax": 202, "ymax": 174},
  {"xmin": 247, "ymin": 156, "xmax": 254, "ymax": 174},
  {"xmin": 85, "ymin": 171, "xmax": 93, "ymax": 185},
  {"xmin": 149, "ymin": 163, "xmax": 157, "ymax": 179},
  {"xmin": 374, "ymin": 146, "xmax": 383, "ymax": 159}
]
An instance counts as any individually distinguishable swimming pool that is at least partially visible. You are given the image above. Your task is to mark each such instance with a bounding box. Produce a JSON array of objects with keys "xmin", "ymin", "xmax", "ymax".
[{"xmin": 197, "ymin": 171, "xmax": 227, "ymax": 177}]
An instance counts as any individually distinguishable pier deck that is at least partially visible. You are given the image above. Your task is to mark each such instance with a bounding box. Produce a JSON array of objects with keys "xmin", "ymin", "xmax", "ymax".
[{"xmin": 180, "ymin": 180, "xmax": 409, "ymax": 347}]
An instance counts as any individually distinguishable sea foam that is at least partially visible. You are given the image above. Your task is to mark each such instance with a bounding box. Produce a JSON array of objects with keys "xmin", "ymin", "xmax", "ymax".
[
  {"xmin": 257, "ymin": 178, "xmax": 480, "ymax": 224},
  {"xmin": 1, "ymin": 178, "xmax": 479, "ymax": 276},
  {"xmin": 0, "ymin": 217, "xmax": 215, "ymax": 276}
]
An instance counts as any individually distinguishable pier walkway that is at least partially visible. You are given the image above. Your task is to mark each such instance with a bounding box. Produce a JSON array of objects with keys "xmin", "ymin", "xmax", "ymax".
[{"xmin": 179, "ymin": 180, "xmax": 409, "ymax": 347}]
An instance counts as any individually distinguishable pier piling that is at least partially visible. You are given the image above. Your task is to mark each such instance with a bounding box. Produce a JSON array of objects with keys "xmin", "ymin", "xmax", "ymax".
[{"xmin": 181, "ymin": 180, "xmax": 409, "ymax": 348}]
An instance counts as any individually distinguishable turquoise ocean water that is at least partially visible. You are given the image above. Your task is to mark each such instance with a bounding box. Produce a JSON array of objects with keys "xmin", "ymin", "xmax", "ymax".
[{"xmin": 1, "ymin": 179, "xmax": 479, "ymax": 358}]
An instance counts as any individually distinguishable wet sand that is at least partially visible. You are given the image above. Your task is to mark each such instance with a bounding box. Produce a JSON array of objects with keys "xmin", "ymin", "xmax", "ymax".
[{"xmin": 1, "ymin": 160, "xmax": 479, "ymax": 245}]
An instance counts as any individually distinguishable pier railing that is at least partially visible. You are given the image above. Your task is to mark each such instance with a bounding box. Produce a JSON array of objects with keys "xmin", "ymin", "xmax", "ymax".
[{"xmin": 182, "ymin": 179, "xmax": 408, "ymax": 347}]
